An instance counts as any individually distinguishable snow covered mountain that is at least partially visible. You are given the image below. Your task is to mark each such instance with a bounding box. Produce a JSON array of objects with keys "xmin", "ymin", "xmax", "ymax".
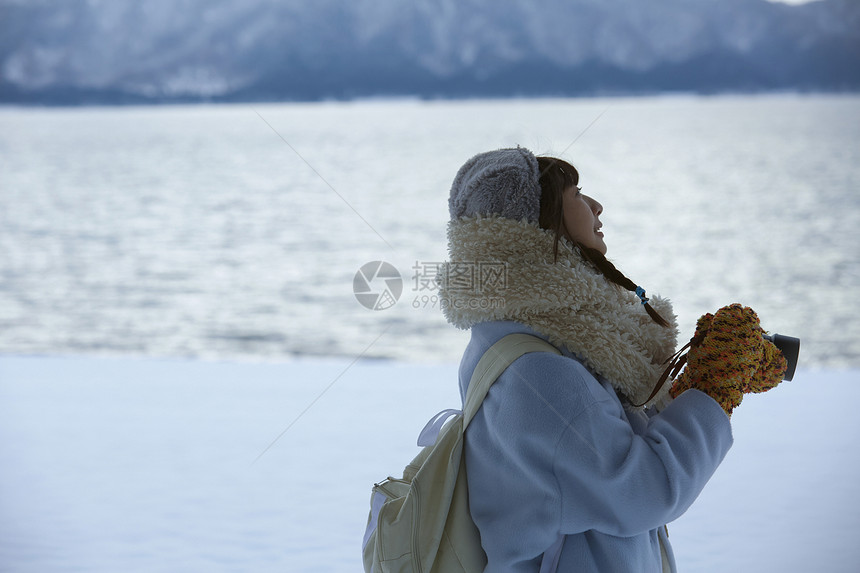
[{"xmin": 1, "ymin": 0, "xmax": 858, "ymax": 103}]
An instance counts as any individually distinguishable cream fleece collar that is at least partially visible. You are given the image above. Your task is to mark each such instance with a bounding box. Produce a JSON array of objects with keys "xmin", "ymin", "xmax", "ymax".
[{"xmin": 438, "ymin": 215, "xmax": 679, "ymax": 408}]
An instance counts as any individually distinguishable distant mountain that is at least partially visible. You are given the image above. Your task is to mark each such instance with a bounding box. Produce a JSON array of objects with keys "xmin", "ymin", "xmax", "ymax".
[{"xmin": 1, "ymin": 0, "xmax": 858, "ymax": 104}]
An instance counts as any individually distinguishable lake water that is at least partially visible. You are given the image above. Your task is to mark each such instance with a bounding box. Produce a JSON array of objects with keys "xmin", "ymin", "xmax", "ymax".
[{"xmin": 1, "ymin": 94, "xmax": 858, "ymax": 367}]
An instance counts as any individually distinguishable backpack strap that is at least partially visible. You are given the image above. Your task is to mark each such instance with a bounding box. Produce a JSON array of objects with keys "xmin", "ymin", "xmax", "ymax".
[{"xmin": 462, "ymin": 333, "xmax": 562, "ymax": 428}]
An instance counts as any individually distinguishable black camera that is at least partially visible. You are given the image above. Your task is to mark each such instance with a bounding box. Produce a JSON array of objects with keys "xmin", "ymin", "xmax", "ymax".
[{"xmin": 763, "ymin": 333, "xmax": 800, "ymax": 381}]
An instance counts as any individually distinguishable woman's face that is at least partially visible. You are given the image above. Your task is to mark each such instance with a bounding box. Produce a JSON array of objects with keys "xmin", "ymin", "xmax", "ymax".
[{"xmin": 562, "ymin": 186, "xmax": 606, "ymax": 254}]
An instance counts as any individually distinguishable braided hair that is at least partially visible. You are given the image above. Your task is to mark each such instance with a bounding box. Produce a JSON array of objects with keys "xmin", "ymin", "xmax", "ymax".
[{"xmin": 536, "ymin": 156, "xmax": 670, "ymax": 328}]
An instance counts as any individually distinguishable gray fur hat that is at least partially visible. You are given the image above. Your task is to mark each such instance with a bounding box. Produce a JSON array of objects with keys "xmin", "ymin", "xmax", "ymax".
[{"xmin": 448, "ymin": 146, "xmax": 542, "ymax": 224}]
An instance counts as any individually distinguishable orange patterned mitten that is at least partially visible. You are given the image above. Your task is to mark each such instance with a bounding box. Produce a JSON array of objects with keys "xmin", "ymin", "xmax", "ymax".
[
  {"xmin": 744, "ymin": 337, "xmax": 787, "ymax": 395},
  {"xmin": 670, "ymin": 304, "xmax": 786, "ymax": 416}
]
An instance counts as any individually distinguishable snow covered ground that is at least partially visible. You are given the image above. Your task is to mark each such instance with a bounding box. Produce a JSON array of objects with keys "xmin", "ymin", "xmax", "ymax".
[{"xmin": 1, "ymin": 355, "xmax": 858, "ymax": 572}]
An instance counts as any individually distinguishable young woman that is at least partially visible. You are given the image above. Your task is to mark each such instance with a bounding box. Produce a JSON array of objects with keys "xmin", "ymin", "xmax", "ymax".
[{"xmin": 437, "ymin": 147, "xmax": 786, "ymax": 573}]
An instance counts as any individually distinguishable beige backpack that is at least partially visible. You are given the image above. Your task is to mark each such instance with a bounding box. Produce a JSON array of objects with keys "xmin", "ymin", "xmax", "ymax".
[{"xmin": 361, "ymin": 333, "xmax": 561, "ymax": 573}]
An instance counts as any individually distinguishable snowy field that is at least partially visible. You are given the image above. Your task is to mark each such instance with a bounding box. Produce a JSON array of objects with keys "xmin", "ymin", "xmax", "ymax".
[{"xmin": 1, "ymin": 355, "xmax": 858, "ymax": 573}]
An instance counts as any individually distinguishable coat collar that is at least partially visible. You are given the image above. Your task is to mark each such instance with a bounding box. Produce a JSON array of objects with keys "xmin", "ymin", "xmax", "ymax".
[{"xmin": 438, "ymin": 215, "xmax": 678, "ymax": 408}]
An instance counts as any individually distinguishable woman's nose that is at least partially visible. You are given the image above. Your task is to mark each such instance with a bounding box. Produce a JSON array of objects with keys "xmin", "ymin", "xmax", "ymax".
[{"xmin": 587, "ymin": 196, "xmax": 603, "ymax": 216}]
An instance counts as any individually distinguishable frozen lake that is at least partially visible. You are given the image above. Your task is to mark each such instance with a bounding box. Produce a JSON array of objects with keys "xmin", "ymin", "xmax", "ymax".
[
  {"xmin": 0, "ymin": 355, "xmax": 858, "ymax": 572},
  {"xmin": 1, "ymin": 94, "xmax": 859, "ymax": 571}
]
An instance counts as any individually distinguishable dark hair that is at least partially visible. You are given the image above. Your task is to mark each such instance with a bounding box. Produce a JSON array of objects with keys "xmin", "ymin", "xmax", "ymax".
[{"xmin": 536, "ymin": 156, "xmax": 670, "ymax": 328}]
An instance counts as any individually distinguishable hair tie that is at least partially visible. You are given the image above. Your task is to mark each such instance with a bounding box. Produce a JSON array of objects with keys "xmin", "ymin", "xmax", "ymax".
[{"xmin": 635, "ymin": 286, "xmax": 649, "ymax": 305}]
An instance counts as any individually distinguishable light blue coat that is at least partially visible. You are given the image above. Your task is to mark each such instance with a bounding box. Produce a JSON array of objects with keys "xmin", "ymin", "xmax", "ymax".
[{"xmin": 459, "ymin": 320, "xmax": 734, "ymax": 573}]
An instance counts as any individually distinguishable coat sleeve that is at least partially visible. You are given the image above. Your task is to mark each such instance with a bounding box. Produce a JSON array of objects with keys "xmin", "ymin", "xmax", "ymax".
[
  {"xmin": 548, "ymin": 357, "xmax": 733, "ymax": 537},
  {"xmin": 465, "ymin": 351, "xmax": 732, "ymax": 563}
]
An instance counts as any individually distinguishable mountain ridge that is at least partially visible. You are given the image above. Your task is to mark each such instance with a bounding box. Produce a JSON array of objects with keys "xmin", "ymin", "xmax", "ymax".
[{"xmin": 1, "ymin": 0, "xmax": 858, "ymax": 104}]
